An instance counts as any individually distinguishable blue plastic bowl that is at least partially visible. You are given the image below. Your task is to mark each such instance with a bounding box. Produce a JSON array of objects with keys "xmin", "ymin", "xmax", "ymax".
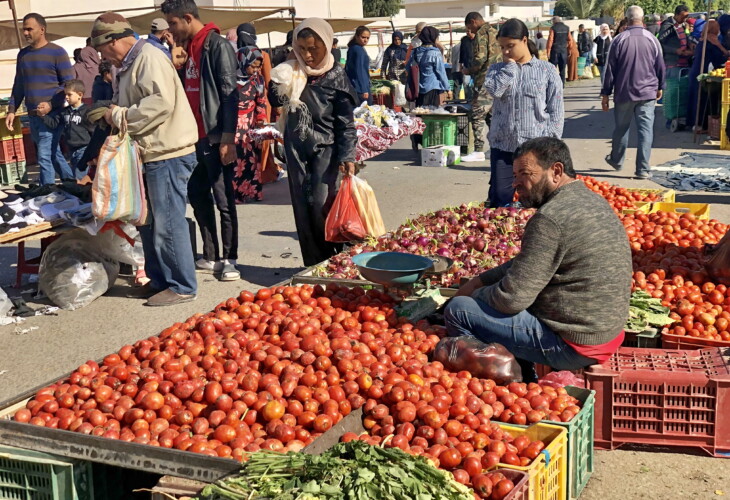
[{"xmin": 351, "ymin": 252, "xmax": 435, "ymax": 286}]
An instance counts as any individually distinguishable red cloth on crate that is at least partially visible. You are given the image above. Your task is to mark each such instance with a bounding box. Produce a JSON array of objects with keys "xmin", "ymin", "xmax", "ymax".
[{"xmin": 564, "ymin": 330, "xmax": 625, "ymax": 364}]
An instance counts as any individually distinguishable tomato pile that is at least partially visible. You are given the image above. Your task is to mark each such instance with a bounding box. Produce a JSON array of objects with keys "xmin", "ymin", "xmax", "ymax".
[
  {"xmin": 621, "ymin": 211, "xmax": 730, "ymax": 342},
  {"xmin": 343, "ymin": 373, "xmax": 579, "ymax": 495},
  {"xmin": 578, "ymin": 174, "xmax": 662, "ymax": 214},
  {"xmin": 13, "ymin": 283, "xmax": 581, "ymax": 497}
]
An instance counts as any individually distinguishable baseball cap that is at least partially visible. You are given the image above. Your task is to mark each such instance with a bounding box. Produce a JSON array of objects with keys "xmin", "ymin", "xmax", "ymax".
[{"xmin": 151, "ymin": 18, "xmax": 169, "ymax": 31}]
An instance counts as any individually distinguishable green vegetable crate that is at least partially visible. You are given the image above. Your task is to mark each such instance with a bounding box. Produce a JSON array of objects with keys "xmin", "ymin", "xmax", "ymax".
[
  {"xmin": 511, "ymin": 387, "xmax": 594, "ymax": 500},
  {"xmin": 0, "ymin": 445, "xmax": 94, "ymax": 500},
  {"xmin": 622, "ymin": 327, "xmax": 661, "ymax": 348},
  {"xmin": 421, "ymin": 115, "xmax": 458, "ymax": 148}
]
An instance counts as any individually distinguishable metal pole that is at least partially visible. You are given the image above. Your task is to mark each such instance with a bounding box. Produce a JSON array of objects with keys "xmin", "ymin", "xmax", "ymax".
[
  {"xmin": 7, "ymin": 0, "xmax": 22, "ymax": 49},
  {"xmin": 693, "ymin": 15, "xmax": 711, "ymax": 140}
]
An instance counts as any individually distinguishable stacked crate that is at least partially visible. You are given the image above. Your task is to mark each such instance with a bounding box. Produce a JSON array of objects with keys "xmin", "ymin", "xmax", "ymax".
[
  {"xmin": 0, "ymin": 116, "xmax": 26, "ymax": 186},
  {"xmin": 720, "ymin": 79, "xmax": 730, "ymax": 149}
]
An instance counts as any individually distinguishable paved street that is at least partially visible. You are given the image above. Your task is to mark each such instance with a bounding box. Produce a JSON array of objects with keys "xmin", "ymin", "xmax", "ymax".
[{"xmin": 0, "ymin": 78, "xmax": 728, "ymax": 497}]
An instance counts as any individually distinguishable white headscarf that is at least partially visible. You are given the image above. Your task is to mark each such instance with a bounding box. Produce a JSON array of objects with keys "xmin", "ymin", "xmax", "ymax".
[
  {"xmin": 599, "ymin": 23, "xmax": 611, "ymax": 41},
  {"xmin": 270, "ymin": 18, "xmax": 335, "ymax": 139}
]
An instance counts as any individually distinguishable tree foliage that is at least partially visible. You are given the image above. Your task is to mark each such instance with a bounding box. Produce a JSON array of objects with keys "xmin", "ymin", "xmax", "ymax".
[
  {"xmin": 363, "ymin": 0, "xmax": 402, "ymax": 18},
  {"xmin": 555, "ymin": 0, "xmax": 598, "ymax": 18}
]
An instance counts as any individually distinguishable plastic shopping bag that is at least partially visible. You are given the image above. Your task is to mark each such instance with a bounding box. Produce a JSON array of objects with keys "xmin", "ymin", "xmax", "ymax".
[
  {"xmin": 434, "ymin": 336, "xmax": 523, "ymax": 384},
  {"xmin": 581, "ymin": 66, "xmax": 594, "ymax": 79},
  {"xmin": 350, "ymin": 176, "xmax": 386, "ymax": 238},
  {"xmin": 394, "ymin": 83, "xmax": 407, "ymax": 107},
  {"xmin": 325, "ymin": 176, "xmax": 367, "ymax": 243},
  {"xmin": 39, "ymin": 231, "xmax": 120, "ymax": 310},
  {"xmin": 92, "ymin": 114, "xmax": 148, "ymax": 225},
  {"xmin": 592, "ymin": 64, "xmax": 600, "ymax": 78}
]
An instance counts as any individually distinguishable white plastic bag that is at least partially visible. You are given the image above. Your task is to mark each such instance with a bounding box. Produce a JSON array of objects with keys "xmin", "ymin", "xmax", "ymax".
[
  {"xmin": 394, "ymin": 83, "xmax": 407, "ymax": 107},
  {"xmin": 0, "ymin": 287, "xmax": 11, "ymax": 317},
  {"xmin": 350, "ymin": 176, "xmax": 386, "ymax": 238},
  {"xmin": 96, "ymin": 223, "xmax": 145, "ymax": 266},
  {"xmin": 39, "ymin": 231, "xmax": 120, "ymax": 310}
]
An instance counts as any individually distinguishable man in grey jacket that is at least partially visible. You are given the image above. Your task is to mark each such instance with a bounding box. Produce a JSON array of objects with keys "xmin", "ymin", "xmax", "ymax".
[{"xmin": 445, "ymin": 137, "xmax": 632, "ymax": 382}]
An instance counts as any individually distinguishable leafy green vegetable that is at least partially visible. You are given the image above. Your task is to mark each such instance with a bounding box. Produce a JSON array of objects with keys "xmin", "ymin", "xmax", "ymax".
[
  {"xmin": 625, "ymin": 291, "xmax": 673, "ymax": 331},
  {"xmin": 197, "ymin": 440, "xmax": 472, "ymax": 500}
]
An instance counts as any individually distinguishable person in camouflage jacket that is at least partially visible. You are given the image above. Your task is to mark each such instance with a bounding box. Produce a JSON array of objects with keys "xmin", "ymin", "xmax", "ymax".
[{"xmin": 463, "ymin": 11, "xmax": 499, "ymax": 161}]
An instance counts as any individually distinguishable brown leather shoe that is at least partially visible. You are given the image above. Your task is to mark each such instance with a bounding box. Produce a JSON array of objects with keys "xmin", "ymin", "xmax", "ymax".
[
  {"xmin": 145, "ymin": 289, "xmax": 196, "ymax": 307},
  {"xmin": 126, "ymin": 283, "xmax": 161, "ymax": 299}
]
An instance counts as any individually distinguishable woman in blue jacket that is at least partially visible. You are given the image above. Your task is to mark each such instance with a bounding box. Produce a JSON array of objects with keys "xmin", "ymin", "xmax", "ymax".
[
  {"xmin": 345, "ymin": 26, "xmax": 372, "ymax": 104},
  {"xmin": 406, "ymin": 26, "xmax": 450, "ymax": 107}
]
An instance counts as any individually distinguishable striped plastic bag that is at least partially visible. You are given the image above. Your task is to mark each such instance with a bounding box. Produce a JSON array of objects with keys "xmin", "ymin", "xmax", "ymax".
[{"xmin": 92, "ymin": 116, "xmax": 148, "ymax": 226}]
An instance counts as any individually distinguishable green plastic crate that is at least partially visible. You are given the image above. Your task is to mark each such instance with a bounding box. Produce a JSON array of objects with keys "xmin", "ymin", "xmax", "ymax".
[
  {"xmin": 514, "ymin": 386, "xmax": 594, "ymax": 500},
  {"xmin": 663, "ymin": 69, "xmax": 689, "ymax": 120},
  {"xmin": 623, "ymin": 328, "xmax": 661, "ymax": 348},
  {"xmin": 421, "ymin": 116, "xmax": 457, "ymax": 148},
  {"xmin": 0, "ymin": 160, "xmax": 25, "ymax": 186},
  {"xmin": 0, "ymin": 445, "xmax": 93, "ymax": 500}
]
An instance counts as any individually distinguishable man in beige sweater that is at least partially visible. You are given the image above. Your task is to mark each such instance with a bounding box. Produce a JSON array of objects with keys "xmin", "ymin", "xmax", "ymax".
[{"xmin": 92, "ymin": 13, "xmax": 199, "ymax": 307}]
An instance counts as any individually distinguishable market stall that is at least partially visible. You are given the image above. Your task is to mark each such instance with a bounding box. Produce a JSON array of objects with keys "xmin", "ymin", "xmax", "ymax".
[{"xmin": 0, "ymin": 174, "xmax": 729, "ymax": 500}]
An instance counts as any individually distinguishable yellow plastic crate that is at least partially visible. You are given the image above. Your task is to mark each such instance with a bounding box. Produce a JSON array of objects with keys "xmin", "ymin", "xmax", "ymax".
[
  {"xmin": 722, "ymin": 78, "xmax": 730, "ymax": 103},
  {"xmin": 621, "ymin": 201, "xmax": 652, "ymax": 215},
  {"xmin": 625, "ymin": 187, "xmax": 675, "ymax": 203},
  {"xmin": 0, "ymin": 116, "xmax": 22, "ymax": 141},
  {"xmin": 649, "ymin": 202, "xmax": 710, "ymax": 219},
  {"xmin": 496, "ymin": 423, "xmax": 568, "ymax": 500}
]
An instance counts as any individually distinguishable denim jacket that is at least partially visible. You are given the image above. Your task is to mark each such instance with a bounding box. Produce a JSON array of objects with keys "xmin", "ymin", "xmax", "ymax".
[{"xmin": 406, "ymin": 46, "xmax": 449, "ymax": 95}]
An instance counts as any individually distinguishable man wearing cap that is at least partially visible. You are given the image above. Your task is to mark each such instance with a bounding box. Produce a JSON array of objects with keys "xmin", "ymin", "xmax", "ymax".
[
  {"xmin": 147, "ymin": 18, "xmax": 172, "ymax": 59},
  {"xmin": 91, "ymin": 12, "xmax": 199, "ymax": 307},
  {"xmin": 162, "ymin": 0, "xmax": 240, "ymax": 282}
]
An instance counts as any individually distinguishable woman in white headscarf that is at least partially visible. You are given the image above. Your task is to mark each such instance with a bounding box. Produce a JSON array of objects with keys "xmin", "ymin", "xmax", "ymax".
[
  {"xmin": 269, "ymin": 18, "xmax": 358, "ymax": 266},
  {"xmin": 592, "ymin": 23, "xmax": 612, "ymax": 84}
]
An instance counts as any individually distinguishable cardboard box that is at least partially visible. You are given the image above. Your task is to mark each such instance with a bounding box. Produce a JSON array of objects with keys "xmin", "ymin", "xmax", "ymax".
[{"xmin": 420, "ymin": 145, "xmax": 461, "ymax": 167}]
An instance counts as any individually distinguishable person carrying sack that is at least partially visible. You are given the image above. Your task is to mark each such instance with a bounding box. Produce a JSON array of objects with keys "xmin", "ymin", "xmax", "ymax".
[{"xmin": 92, "ymin": 12, "xmax": 199, "ymax": 307}]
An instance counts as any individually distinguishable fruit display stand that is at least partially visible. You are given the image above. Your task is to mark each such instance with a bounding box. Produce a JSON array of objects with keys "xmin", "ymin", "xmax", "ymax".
[
  {"xmin": 496, "ymin": 423, "xmax": 567, "ymax": 500},
  {"xmin": 586, "ymin": 346, "xmax": 730, "ymax": 457}
]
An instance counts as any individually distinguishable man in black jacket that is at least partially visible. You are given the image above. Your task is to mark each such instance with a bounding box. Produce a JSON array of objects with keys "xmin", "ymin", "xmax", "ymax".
[
  {"xmin": 577, "ymin": 24, "xmax": 593, "ymax": 73},
  {"xmin": 459, "ymin": 31, "xmax": 475, "ymax": 100},
  {"xmin": 547, "ymin": 16, "xmax": 570, "ymax": 85},
  {"xmin": 162, "ymin": 0, "xmax": 241, "ymax": 281}
]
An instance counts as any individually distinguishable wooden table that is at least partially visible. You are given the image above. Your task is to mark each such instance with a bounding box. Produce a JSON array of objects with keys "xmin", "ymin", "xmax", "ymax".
[{"xmin": 0, "ymin": 221, "xmax": 73, "ymax": 288}]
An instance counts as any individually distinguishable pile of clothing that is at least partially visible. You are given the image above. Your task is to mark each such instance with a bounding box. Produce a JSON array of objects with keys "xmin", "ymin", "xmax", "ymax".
[
  {"xmin": 0, "ymin": 183, "xmax": 95, "ymax": 235},
  {"xmin": 353, "ymin": 104, "xmax": 425, "ymax": 162}
]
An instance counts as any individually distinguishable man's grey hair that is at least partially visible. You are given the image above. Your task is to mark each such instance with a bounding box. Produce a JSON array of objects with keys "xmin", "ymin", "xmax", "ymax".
[
  {"xmin": 552, "ymin": 16, "xmax": 562, "ymax": 23},
  {"xmin": 626, "ymin": 5, "xmax": 644, "ymax": 22}
]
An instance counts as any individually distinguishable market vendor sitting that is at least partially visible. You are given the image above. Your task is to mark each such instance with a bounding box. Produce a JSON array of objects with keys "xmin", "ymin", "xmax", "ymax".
[{"xmin": 445, "ymin": 137, "xmax": 632, "ymax": 382}]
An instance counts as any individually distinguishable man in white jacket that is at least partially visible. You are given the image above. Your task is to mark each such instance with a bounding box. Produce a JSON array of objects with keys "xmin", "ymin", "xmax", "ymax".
[{"xmin": 92, "ymin": 12, "xmax": 199, "ymax": 307}]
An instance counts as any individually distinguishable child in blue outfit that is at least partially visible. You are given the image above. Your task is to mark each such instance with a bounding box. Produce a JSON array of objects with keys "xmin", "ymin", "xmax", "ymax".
[{"xmin": 36, "ymin": 80, "xmax": 94, "ymax": 179}]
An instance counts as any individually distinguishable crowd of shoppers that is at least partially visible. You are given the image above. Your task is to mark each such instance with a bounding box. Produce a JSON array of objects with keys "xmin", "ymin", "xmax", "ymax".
[{"xmin": 15, "ymin": 0, "xmax": 706, "ymax": 305}]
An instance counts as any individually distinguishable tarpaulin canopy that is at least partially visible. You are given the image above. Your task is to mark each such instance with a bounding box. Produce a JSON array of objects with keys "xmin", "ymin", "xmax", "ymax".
[
  {"xmin": 0, "ymin": 7, "xmax": 287, "ymax": 44},
  {"xmin": 253, "ymin": 17, "xmax": 380, "ymax": 35}
]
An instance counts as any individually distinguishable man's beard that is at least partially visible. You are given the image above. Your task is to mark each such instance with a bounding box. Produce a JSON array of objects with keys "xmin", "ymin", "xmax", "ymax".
[{"xmin": 520, "ymin": 174, "xmax": 551, "ymax": 209}]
